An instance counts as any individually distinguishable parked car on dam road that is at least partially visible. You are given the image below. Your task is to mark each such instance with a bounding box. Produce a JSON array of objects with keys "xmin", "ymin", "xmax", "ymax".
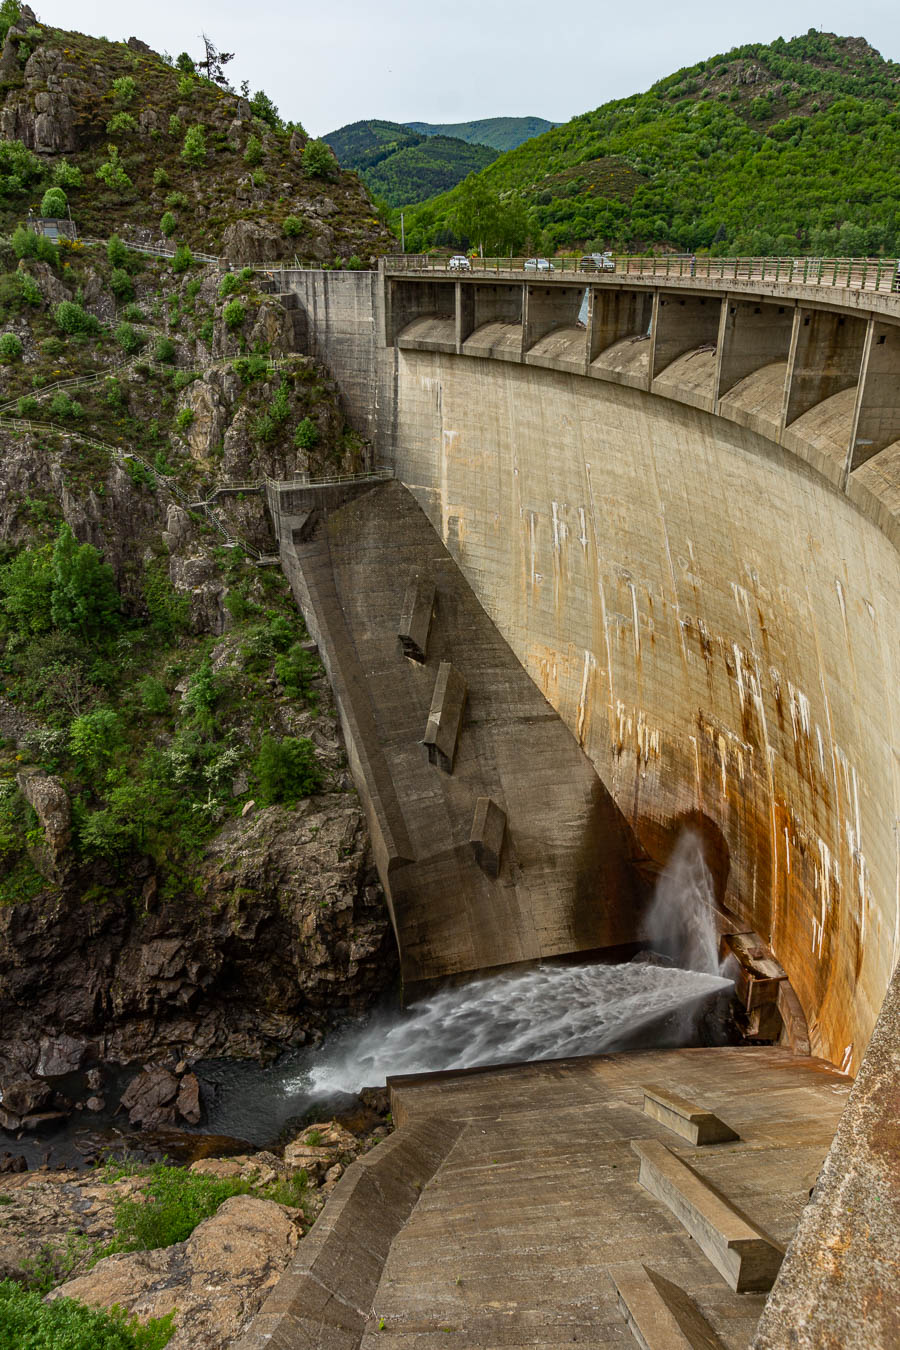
[
  {"xmin": 580, "ymin": 252, "xmax": 615, "ymax": 272},
  {"xmin": 447, "ymin": 254, "xmax": 471, "ymax": 271},
  {"xmin": 524, "ymin": 257, "xmax": 555, "ymax": 271}
]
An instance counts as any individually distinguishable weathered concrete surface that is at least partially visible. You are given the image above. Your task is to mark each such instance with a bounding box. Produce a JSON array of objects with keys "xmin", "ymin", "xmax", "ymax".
[
  {"xmin": 386, "ymin": 348, "xmax": 900, "ymax": 1073},
  {"xmin": 239, "ymin": 1046, "xmax": 849, "ymax": 1349},
  {"xmin": 752, "ymin": 962, "xmax": 900, "ymax": 1350},
  {"xmin": 271, "ymin": 479, "xmax": 644, "ymax": 988}
]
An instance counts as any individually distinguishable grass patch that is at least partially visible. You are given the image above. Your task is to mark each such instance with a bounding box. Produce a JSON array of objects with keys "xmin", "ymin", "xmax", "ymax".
[{"xmin": 0, "ymin": 1280, "xmax": 174, "ymax": 1349}]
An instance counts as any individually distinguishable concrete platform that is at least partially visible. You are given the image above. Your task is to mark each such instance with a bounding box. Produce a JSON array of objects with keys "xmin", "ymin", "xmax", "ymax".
[{"xmin": 238, "ymin": 1046, "xmax": 851, "ymax": 1350}]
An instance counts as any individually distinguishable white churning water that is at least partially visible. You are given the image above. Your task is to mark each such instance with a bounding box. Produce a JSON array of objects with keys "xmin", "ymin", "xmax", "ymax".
[{"xmin": 297, "ymin": 961, "xmax": 731, "ymax": 1099}]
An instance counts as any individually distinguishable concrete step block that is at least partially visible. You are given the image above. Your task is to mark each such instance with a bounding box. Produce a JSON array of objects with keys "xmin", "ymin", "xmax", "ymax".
[
  {"xmin": 423, "ymin": 662, "xmax": 467, "ymax": 773},
  {"xmin": 469, "ymin": 796, "xmax": 507, "ymax": 877},
  {"xmin": 632, "ymin": 1138, "xmax": 784, "ymax": 1292},
  {"xmin": 612, "ymin": 1262, "xmax": 727, "ymax": 1350},
  {"xmin": 642, "ymin": 1084, "xmax": 740, "ymax": 1146},
  {"xmin": 398, "ymin": 574, "xmax": 436, "ymax": 663}
]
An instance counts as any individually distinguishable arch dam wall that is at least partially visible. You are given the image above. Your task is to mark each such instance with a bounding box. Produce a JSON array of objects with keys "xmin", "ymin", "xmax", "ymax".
[{"xmin": 280, "ymin": 264, "xmax": 900, "ymax": 1078}]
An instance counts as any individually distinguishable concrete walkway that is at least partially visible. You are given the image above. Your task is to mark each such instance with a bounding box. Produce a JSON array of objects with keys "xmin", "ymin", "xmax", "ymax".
[{"xmin": 237, "ymin": 1046, "xmax": 851, "ymax": 1350}]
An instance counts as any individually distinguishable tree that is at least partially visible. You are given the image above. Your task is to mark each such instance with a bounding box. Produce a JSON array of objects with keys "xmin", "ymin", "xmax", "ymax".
[
  {"xmin": 50, "ymin": 524, "xmax": 120, "ymax": 643},
  {"xmin": 181, "ymin": 124, "xmax": 206, "ymax": 167},
  {"xmin": 254, "ymin": 735, "xmax": 323, "ymax": 804},
  {"xmin": 195, "ymin": 33, "xmax": 234, "ymax": 87},
  {"xmin": 0, "ymin": 543, "xmax": 54, "ymax": 636},
  {"xmin": 40, "ymin": 186, "xmax": 67, "ymax": 218},
  {"xmin": 249, "ymin": 90, "xmax": 279, "ymax": 128},
  {"xmin": 302, "ymin": 139, "xmax": 335, "ymax": 179},
  {"xmin": 69, "ymin": 708, "xmax": 121, "ymax": 777},
  {"xmin": 175, "ymin": 51, "xmax": 194, "ymax": 74}
]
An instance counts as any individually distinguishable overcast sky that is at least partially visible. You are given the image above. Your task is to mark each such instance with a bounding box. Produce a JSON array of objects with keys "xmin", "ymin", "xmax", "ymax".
[{"xmin": 47, "ymin": 1, "xmax": 900, "ymax": 136}]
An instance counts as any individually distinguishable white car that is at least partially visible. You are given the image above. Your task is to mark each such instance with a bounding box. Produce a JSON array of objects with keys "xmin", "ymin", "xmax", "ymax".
[
  {"xmin": 524, "ymin": 257, "xmax": 555, "ymax": 272},
  {"xmin": 448, "ymin": 254, "xmax": 472, "ymax": 271}
]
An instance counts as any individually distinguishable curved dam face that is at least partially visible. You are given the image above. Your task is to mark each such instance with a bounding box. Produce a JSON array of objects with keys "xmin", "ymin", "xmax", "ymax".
[{"xmin": 388, "ymin": 349, "xmax": 898, "ymax": 1070}]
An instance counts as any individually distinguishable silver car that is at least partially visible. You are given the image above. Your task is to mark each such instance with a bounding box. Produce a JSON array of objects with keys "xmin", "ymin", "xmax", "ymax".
[
  {"xmin": 524, "ymin": 257, "xmax": 555, "ymax": 272},
  {"xmin": 448, "ymin": 254, "xmax": 472, "ymax": 271}
]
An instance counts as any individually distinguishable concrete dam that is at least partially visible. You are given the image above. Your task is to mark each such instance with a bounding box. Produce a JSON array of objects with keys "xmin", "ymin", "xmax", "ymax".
[{"xmin": 238, "ymin": 261, "xmax": 899, "ymax": 1349}]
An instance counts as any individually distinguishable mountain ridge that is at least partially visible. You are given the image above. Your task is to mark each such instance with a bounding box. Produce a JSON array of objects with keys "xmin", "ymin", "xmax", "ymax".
[{"xmin": 403, "ymin": 31, "xmax": 900, "ymax": 258}]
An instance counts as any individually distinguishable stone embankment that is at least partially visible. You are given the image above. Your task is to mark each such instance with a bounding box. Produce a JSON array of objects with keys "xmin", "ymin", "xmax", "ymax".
[{"xmin": 0, "ymin": 1106, "xmax": 391, "ymax": 1349}]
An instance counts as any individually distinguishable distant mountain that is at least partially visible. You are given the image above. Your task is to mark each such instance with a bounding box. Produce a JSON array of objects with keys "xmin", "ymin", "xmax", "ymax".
[
  {"xmin": 404, "ymin": 32, "xmax": 900, "ymax": 257},
  {"xmin": 405, "ymin": 117, "xmax": 558, "ymax": 152},
  {"xmin": 323, "ymin": 119, "xmax": 497, "ymax": 206}
]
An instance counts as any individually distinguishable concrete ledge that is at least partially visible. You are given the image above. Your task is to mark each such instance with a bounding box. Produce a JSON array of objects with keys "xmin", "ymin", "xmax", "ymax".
[
  {"xmin": 398, "ymin": 574, "xmax": 435, "ymax": 663},
  {"xmin": 633, "ymin": 1139, "xmax": 784, "ymax": 1293},
  {"xmin": 612, "ymin": 1263, "xmax": 727, "ymax": 1350},
  {"xmin": 423, "ymin": 661, "xmax": 467, "ymax": 773},
  {"xmin": 234, "ymin": 1116, "xmax": 464, "ymax": 1350},
  {"xmin": 642, "ymin": 1085, "xmax": 740, "ymax": 1146},
  {"xmin": 469, "ymin": 796, "xmax": 506, "ymax": 877}
]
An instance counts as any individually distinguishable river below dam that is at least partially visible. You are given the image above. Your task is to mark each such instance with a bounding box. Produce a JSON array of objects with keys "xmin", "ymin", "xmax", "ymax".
[{"xmin": 7, "ymin": 832, "xmax": 734, "ymax": 1165}]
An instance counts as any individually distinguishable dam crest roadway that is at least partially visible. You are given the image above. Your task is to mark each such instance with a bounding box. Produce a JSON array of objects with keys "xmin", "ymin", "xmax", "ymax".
[{"xmin": 236, "ymin": 255, "xmax": 900, "ymax": 1348}]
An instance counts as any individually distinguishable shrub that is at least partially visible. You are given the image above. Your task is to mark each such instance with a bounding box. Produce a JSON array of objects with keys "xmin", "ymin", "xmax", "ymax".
[
  {"xmin": 106, "ymin": 234, "xmax": 129, "ymax": 268},
  {"xmin": 107, "ymin": 111, "xmax": 137, "ymax": 135},
  {"xmin": 0, "ymin": 1280, "xmax": 175, "ymax": 1350},
  {"xmin": 97, "ymin": 144, "xmax": 132, "ymax": 193},
  {"xmin": 109, "ymin": 267, "xmax": 134, "ymax": 301},
  {"xmin": 152, "ymin": 167, "xmax": 169, "ymax": 188},
  {"xmin": 0, "ymin": 137, "xmax": 43, "ymax": 198},
  {"xmin": 175, "ymin": 406, "xmax": 194, "ymax": 433},
  {"xmin": 168, "ymin": 113, "xmax": 182, "ymax": 136},
  {"xmin": 222, "ymin": 298, "xmax": 245, "ymax": 330},
  {"xmin": 254, "ymin": 734, "xmax": 322, "ymax": 803},
  {"xmin": 53, "ymin": 300, "xmax": 100, "ymax": 335},
  {"xmin": 301, "ymin": 139, "xmax": 335, "ymax": 178},
  {"xmin": 177, "ymin": 74, "xmax": 193, "ymax": 97},
  {"xmin": 20, "ymin": 271, "xmax": 41, "ymax": 309},
  {"xmin": 294, "ymin": 417, "xmax": 319, "ymax": 450},
  {"xmin": 250, "ymin": 169, "xmax": 266, "ymax": 188},
  {"xmin": 111, "ymin": 74, "xmax": 136, "ymax": 105},
  {"xmin": 172, "ymin": 369, "xmax": 198, "ymax": 390},
  {"xmin": 16, "ymin": 394, "xmax": 37, "ymax": 416},
  {"xmin": 231, "ymin": 353, "xmax": 267, "ymax": 384},
  {"xmin": 181, "ymin": 124, "xmax": 206, "ymax": 166},
  {"xmin": 69, "ymin": 708, "xmax": 121, "ymax": 775},
  {"xmin": 142, "ymin": 560, "xmax": 188, "ymax": 636},
  {"xmin": 39, "ymin": 186, "xmax": 67, "ymax": 217},
  {"xmin": 114, "ymin": 322, "xmax": 143, "ymax": 354},
  {"xmin": 138, "ymin": 675, "xmax": 169, "ymax": 715},
  {"xmin": 346, "ymin": 254, "xmax": 363, "ymax": 270},
  {"xmin": 171, "ymin": 243, "xmax": 193, "ymax": 274},
  {"xmin": 181, "ymin": 656, "xmax": 220, "ymax": 729},
  {"xmin": 164, "ymin": 190, "xmax": 188, "ymax": 209},
  {"xmin": 153, "ymin": 335, "xmax": 176, "ymax": 364},
  {"xmin": 249, "ymin": 89, "xmax": 279, "ymax": 128},
  {"xmin": 121, "ymin": 303, "xmax": 145, "ymax": 323},
  {"xmin": 175, "ymin": 51, "xmax": 194, "ymax": 73},
  {"xmin": 0, "ymin": 331, "xmax": 22, "ymax": 362},
  {"xmin": 282, "ymin": 215, "xmax": 304, "ymax": 238},
  {"xmin": 40, "ymin": 335, "xmax": 64, "ymax": 355},
  {"xmin": 274, "ymin": 643, "xmax": 319, "ymax": 700},
  {"xmin": 11, "ymin": 225, "xmax": 58, "ymax": 265},
  {"xmin": 104, "ymin": 1163, "xmax": 259, "ymax": 1253},
  {"xmin": 218, "ymin": 272, "xmax": 239, "ymax": 297},
  {"xmin": 48, "ymin": 391, "xmax": 83, "ymax": 420},
  {"xmin": 160, "ymin": 210, "xmax": 176, "ymax": 237},
  {"xmin": 243, "ymin": 134, "xmax": 263, "ymax": 167},
  {"xmin": 50, "ymin": 523, "xmax": 120, "ymax": 641},
  {"xmin": 53, "ymin": 159, "xmax": 83, "ymax": 188}
]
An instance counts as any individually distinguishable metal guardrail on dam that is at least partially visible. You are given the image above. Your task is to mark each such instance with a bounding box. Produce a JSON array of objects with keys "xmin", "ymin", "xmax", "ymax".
[
  {"xmin": 385, "ymin": 252, "xmax": 900, "ymax": 294},
  {"xmin": 383, "ymin": 260, "xmax": 900, "ymax": 552}
]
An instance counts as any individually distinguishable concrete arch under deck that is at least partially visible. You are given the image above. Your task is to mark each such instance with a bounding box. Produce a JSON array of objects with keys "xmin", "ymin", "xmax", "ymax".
[{"xmin": 386, "ymin": 349, "xmax": 899, "ymax": 1073}]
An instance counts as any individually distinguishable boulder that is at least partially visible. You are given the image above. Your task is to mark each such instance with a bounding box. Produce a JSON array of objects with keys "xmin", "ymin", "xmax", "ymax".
[
  {"xmin": 15, "ymin": 768, "xmax": 71, "ymax": 879},
  {"xmin": 222, "ymin": 220, "xmax": 283, "ymax": 265},
  {"xmin": 175, "ymin": 1072, "xmax": 202, "ymax": 1125},
  {"xmin": 119, "ymin": 1065, "xmax": 179, "ymax": 1128},
  {"xmin": 50, "ymin": 1195, "xmax": 300, "ymax": 1350},
  {"xmin": 37, "ymin": 1033, "xmax": 85, "ymax": 1076}
]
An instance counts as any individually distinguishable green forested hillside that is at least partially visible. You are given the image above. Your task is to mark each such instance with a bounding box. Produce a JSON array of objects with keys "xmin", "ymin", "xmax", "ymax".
[
  {"xmin": 404, "ymin": 33, "xmax": 900, "ymax": 256},
  {"xmin": 404, "ymin": 116, "xmax": 556, "ymax": 152},
  {"xmin": 323, "ymin": 119, "xmax": 496, "ymax": 205}
]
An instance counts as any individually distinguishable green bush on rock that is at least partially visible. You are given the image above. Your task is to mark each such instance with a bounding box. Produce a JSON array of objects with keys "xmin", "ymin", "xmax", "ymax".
[
  {"xmin": 39, "ymin": 186, "xmax": 67, "ymax": 218},
  {"xmin": 0, "ymin": 331, "xmax": 22, "ymax": 362},
  {"xmin": 0, "ymin": 1280, "xmax": 175, "ymax": 1350},
  {"xmin": 254, "ymin": 734, "xmax": 323, "ymax": 804}
]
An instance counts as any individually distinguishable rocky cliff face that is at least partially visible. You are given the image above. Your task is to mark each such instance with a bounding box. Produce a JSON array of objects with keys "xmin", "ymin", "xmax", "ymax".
[{"xmin": 0, "ymin": 6, "xmax": 395, "ymax": 261}]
